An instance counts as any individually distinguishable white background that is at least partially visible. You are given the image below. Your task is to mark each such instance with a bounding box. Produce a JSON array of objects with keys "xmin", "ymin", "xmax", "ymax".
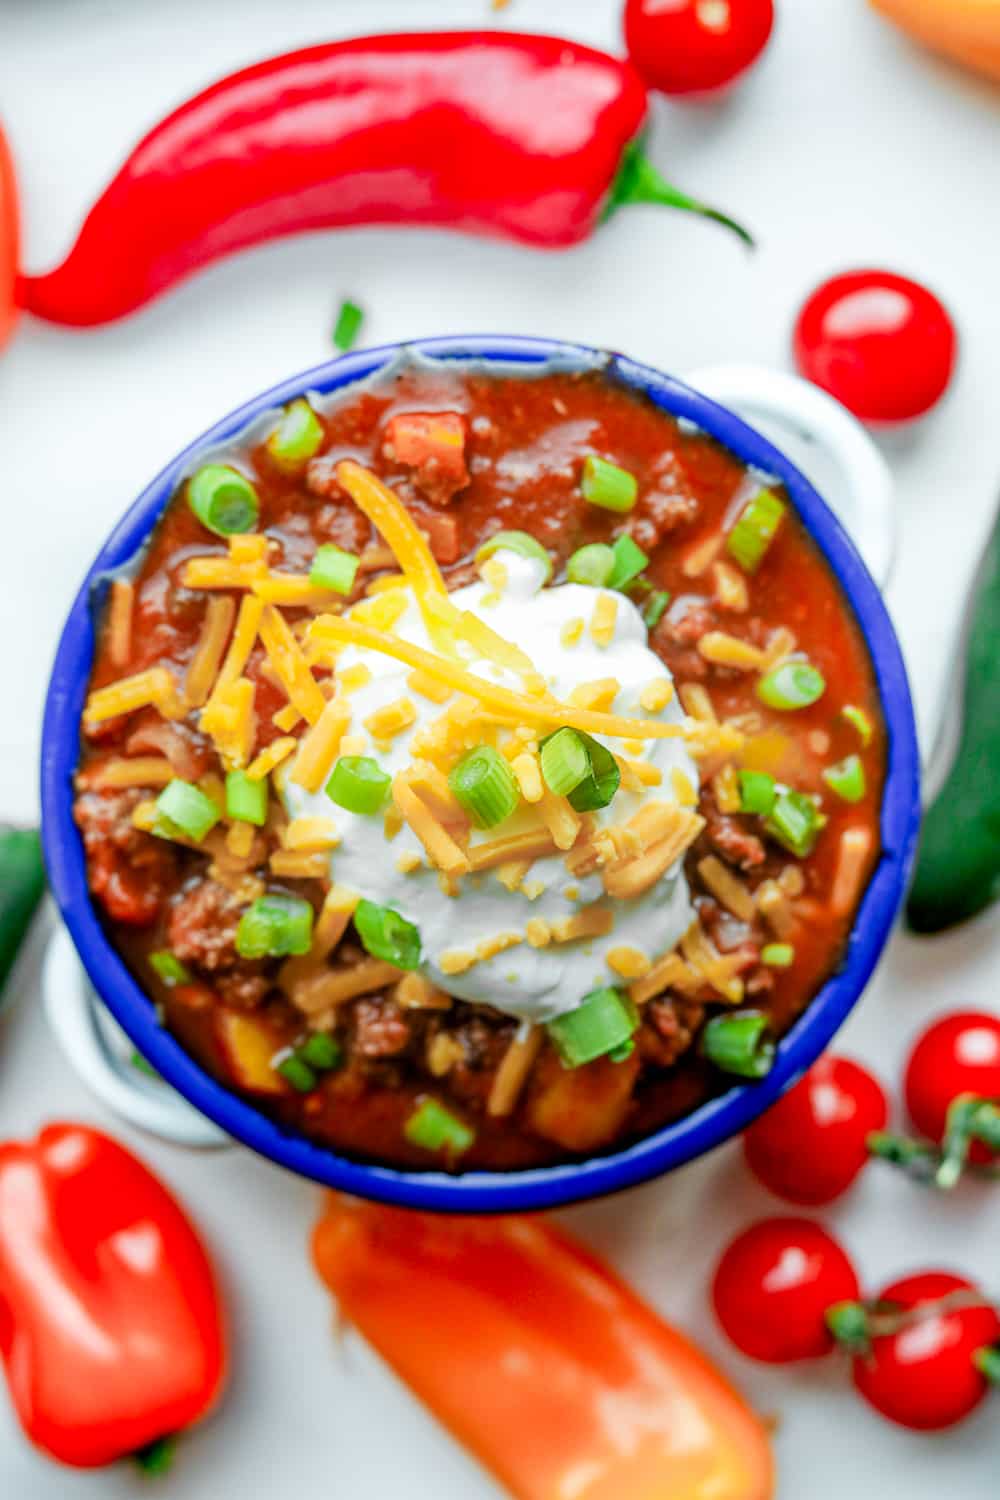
[{"xmin": 2, "ymin": 1, "xmax": 999, "ymax": 1495}]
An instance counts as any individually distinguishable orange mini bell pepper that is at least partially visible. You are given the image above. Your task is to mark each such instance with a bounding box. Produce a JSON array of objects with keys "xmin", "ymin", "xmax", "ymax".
[
  {"xmin": 0, "ymin": 122, "xmax": 18, "ymax": 349},
  {"xmin": 313, "ymin": 1198, "xmax": 773, "ymax": 1500},
  {"xmin": 872, "ymin": 1, "xmax": 1000, "ymax": 84}
]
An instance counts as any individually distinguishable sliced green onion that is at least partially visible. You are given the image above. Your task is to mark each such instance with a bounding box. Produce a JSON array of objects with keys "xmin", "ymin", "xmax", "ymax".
[
  {"xmin": 333, "ymin": 298, "xmax": 364, "ymax": 351},
  {"xmin": 702, "ymin": 1011, "xmax": 775, "ymax": 1078},
  {"xmin": 842, "ymin": 704, "xmax": 874, "ymax": 747},
  {"xmin": 404, "ymin": 1097, "xmax": 476, "ymax": 1156},
  {"xmin": 726, "ymin": 489, "xmax": 786, "ymax": 573},
  {"xmin": 154, "ymin": 780, "xmax": 221, "ymax": 843},
  {"xmin": 761, "ymin": 943, "xmax": 795, "ymax": 968},
  {"xmin": 309, "ymin": 543, "xmax": 359, "ymax": 595},
  {"xmin": 822, "ymin": 754, "xmax": 867, "ymax": 804},
  {"xmin": 448, "ymin": 745, "xmax": 520, "ymax": 829},
  {"xmin": 266, "ymin": 398, "xmax": 324, "ymax": 468},
  {"xmin": 738, "ymin": 769, "xmax": 777, "ymax": 816},
  {"xmin": 276, "ymin": 1053, "xmax": 318, "ymax": 1093},
  {"xmin": 757, "ymin": 660, "xmax": 826, "ymax": 711},
  {"xmin": 547, "ymin": 987, "xmax": 639, "ymax": 1068},
  {"xmin": 225, "ymin": 770, "xmax": 268, "ymax": 826},
  {"xmin": 149, "ymin": 951, "xmax": 192, "ymax": 987},
  {"xmin": 236, "ymin": 893, "xmax": 314, "ymax": 959},
  {"xmin": 608, "ymin": 1039, "xmax": 636, "ymax": 1063},
  {"xmin": 475, "ymin": 530, "xmax": 553, "ymax": 583},
  {"xmin": 326, "ymin": 756, "xmax": 390, "ymax": 816},
  {"xmin": 539, "ymin": 728, "xmax": 590, "ymax": 797},
  {"xmin": 766, "ymin": 789, "xmax": 822, "ymax": 858},
  {"xmin": 298, "ymin": 1032, "xmax": 342, "ymax": 1071},
  {"xmin": 642, "ymin": 589, "xmax": 671, "ymax": 630},
  {"xmin": 607, "ymin": 534, "xmax": 649, "ymax": 590},
  {"xmin": 566, "ymin": 543, "xmax": 615, "ymax": 587},
  {"xmin": 566, "ymin": 731, "xmax": 621, "ymax": 813},
  {"xmin": 354, "ymin": 899, "xmax": 422, "ymax": 970},
  {"xmin": 581, "ymin": 455, "xmax": 638, "ymax": 514},
  {"xmin": 187, "ymin": 464, "xmax": 259, "ymax": 537}
]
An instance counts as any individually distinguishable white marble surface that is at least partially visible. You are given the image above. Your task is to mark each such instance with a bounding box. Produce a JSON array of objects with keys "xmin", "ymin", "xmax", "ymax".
[{"xmin": 2, "ymin": 1, "xmax": 999, "ymax": 1495}]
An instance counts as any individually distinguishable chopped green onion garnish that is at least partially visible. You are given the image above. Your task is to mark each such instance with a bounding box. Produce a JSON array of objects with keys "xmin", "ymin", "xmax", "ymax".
[
  {"xmin": 822, "ymin": 754, "xmax": 867, "ymax": 804},
  {"xmin": 642, "ymin": 589, "xmax": 671, "ymax": 630},
  {"xmin": 702, "ymin": 1011, "xmax": 775, "ymax": 1078},
  {"xmin": 404, "ymin": 1097, "xmax": 476, "ymax": 1156},
  {"xmin": 726, "ymin": 489, "xmax": 786, "ymax": 573},
  {"xmin": 475, "ymin": 530, "xmax": 553, "ymax": 583},
  {"xmin": 236, "ymin": 893, "xmax": 314, "ymax": 959},
  {"xmin": 757, "ymin": 661, "xmax": 826, "ymax": 711},
  {"xmin": 187, "ymin": 464, "xmax": 259, "ymax": 537},
  {"xmin": 309, "ymin": 543, "xmax": 360, "ymax": 595},
  {"xmin": 154, "ymin": 780, "xmax": 221, "ymax": 843},
  {"xmin": 841, "ymin": 704, "xmax": 874, "ymax": 747},
  {"xmin": 738, "ymin": 769, "xmax": 777, "ymax": 816},
  {"xmin": 607, "ymin": 534, "xmax": 649, "ymax": 590},
  {"xmin": 354, "ymin": 899, "xmax": 421, "ymax": 970},
  {"xmin": 540, "ymin": 728, "xmax": 590, "ymax": 797},
  {"xmin": 566, "ymin": 543, "xmax": 615, "ymax": 587},
  {"xmin": 765, "ymin": 789, "xmax": 822, "ymax": 858},
  {"xmin": 565, "ymin": 731, "xmax": 621, "ymax": 813},
  {"xmin": 548, "ymin": 987, "xmax": 639, "ymax": 1068},
  {"xmin": 225, "ymin": 770, "xmax": 268, "ymax": 826},
  {"xmin": 266, "ymin": 398, "xmax": 324, "ymax": 468},
  {"xmin": 149, "ymin": 951, "xmax": 192, "ymax": 987},
  {"xmin": 326, "ymin": 756, "xmax": 390, "ymax": 816},
  {"xmin": 448, "ymin": 745, "xmax": 520, "ymax": 829},
  {"xmin": 581, "ymin": 455, "xmax": 638, "ymax": 514},
  {"xmin": 608, "ymin": 1039, "xmax": 636, "ymax": 1063},
  {"xmin": 333, "ymin": 298, "xmax": 364, "ymax": 351},
  {"xmin": 298, "ymin": 1032, "xmax": 342, "ymax": 1071},
  {"xmin": 276, "ymin": 1053, "xmax": 318, "ymax": 1093},
  {"xmin": 761, "ymin": 943, "xmax": 795, "ymax": 967}
]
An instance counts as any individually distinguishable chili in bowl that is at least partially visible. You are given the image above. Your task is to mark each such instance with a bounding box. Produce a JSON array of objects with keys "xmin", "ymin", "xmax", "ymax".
[{"xmin": 41, "ymin": 337, "xmax": 920, "ymax": 1212}]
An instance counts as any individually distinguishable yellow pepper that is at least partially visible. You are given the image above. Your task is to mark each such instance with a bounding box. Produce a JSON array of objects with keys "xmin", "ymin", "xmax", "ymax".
[{"xmin": 872, "ymin": 1, "xmax": 1000, "ymax": 84}]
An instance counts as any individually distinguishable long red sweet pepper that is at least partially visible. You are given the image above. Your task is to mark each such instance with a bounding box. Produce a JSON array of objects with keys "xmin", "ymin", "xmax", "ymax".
[
  {"xmin": 0, "ymin": 122, "xmax": 18, "ymax": 348},
  {"xmin": 18, "ymin": 31, "xmax": 750, "ymax": 328},
  {"xmin": 0, "ymin": 1123, "xmax": 226, "ymax": 1469}
]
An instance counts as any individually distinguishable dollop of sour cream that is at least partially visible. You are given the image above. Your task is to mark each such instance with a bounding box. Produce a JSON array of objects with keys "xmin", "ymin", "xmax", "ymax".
[{"xmin": 284, "ymin": 553, "xmax": 699, "ymax": 1025}]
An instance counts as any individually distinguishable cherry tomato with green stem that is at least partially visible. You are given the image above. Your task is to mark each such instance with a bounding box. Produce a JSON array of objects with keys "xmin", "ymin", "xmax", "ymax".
[{"xmin": 624, "ymin": 0, "xmax": 774, "ymax": 96}]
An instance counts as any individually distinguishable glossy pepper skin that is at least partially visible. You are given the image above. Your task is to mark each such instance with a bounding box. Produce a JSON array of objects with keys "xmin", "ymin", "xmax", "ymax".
[
  {"xmin": 0, "ymin": 122, "xmax": 18, "ymax": 348},
  {"xmin": 18, "ymin": 31, "xmax": 748, "ymax": 328},
  {"xmin": 313, "ymin": 1197, "xmax": 773, "ymax": 1500},
  {"xmin": 0, "ymin": 1124, "xmax": 226, "ymax": 1468}
]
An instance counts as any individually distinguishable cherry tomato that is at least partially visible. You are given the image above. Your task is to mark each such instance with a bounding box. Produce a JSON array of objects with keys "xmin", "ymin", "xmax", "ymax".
[
  {"xmin": 0, "ymin": 122, "xmax": 18, "ymax": 350},
  {"xmin": 793, "ymin": 270, "xmax": 957, "ymax": 423},
  {"xmin": 743, "ymin": 1055, "xmax": 888, "ymax": 1205},
  {"xmin": 905, "ymin": 1011, "xmax": 1000, "ymax": 1167},
  {"xmin": 712, "ymin": 1217, "xmax": 859, "ymax": 1363},
  {"xmin": 850, "ymin": 1273, "xmax": 1000, "ymax": 1431},
  {"xmin": 624, "ymin": 0, "xmax": 774, "ymax": 96}
]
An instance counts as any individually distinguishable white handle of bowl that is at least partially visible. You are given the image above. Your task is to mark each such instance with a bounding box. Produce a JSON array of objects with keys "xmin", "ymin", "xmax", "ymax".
[
  {"xmin": 44, "ymin": 926, "xmax": 231, "ymax": 1149},
  {"xmin": 683, "ymin": 363, "xmax": 896, "ymax": 589}
]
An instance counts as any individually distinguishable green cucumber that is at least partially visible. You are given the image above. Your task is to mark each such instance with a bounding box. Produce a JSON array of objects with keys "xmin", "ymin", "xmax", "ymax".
[
  {"xmin": 908, "ymin": 517, "xmax": 1000, "ymax": 932},
  {"xmin": 0, "ymin": 828, "xmax": 46, "ymax": 996}
]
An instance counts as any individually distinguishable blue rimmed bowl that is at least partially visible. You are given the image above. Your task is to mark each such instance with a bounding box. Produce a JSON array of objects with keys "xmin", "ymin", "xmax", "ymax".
[{"xmin": 40, "ymin": 335, "xmax": 921, "ymax": 1213}]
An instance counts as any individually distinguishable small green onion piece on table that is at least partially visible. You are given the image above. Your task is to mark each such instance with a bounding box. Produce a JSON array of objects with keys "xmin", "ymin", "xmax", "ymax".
[
  {"xmin": 841, "ymin": 704, "xmax": 874, "ymax": 747},
  {"xmin": 187, "ymin": 464, "xmax": 259, "ymax": 537},
  {"xmin": 225, "ymin": 770, "xmax": 268, "ymax": 826},
  {"xmin": 757, "ymin": 660, "xmax": 826, "ymax": 711},
  {"xmin": 353, "ymin": 899, "xmax": 422, "ymax": 970},
  {"xmin": 822, "ymin": 754, "xmax": 867, "ymax": 804},
  {"xmin": 540, "ymin": 728, "xmax": 590, "ymax": 798},
  {"xmin": 130, "ymin": 1050, "xmax": 160, "ymax": 1079},
  {"xmin": 309, "ymin": 544, "xmax": 360, "ymax": 595},
  {"xmin": 760, "ymin": 943, "xmax": 795, "ymax": 968},
  {"xmin": 405, "ymin": 1097, "xmax": 476, "ymax": 1156},
  {"xmin": 642, "ymin": 589, "xmax": 670, "ymax": 630},
  {"xmin": 326, "ymin": 756, "xmax": 391, "ymax": 815},
  {"xmin": 726, "ymin": 489, "xmax": 786, "ymax": 573},
  {"xmin": 475, "ymin": 530, "xmax": 553, "ymax": 583},
  {"xmin": 607, "ymin": 534, "xmax": 649, "ymax": 590},
  {"xmin": 702, "ymin": 1011, "xmax": 775, "ymax": 1079},
  {"xmin": 154, "ymin": 780, "xmax": 221, "ymax": 843},
  {"xmin": 236, "ymin": 893, "xmax": 314, "ymax": 959},
  {"xmin": 766, "ymin": 790, "xmax": 822, "ymax": 858},
  {"xmin": 738, "ymin": 769, "xmax": 776, "ymax": 816},
  {"xmin": 266, "ymin": 398, "xmax": 324, "ymax": 468},
  {"xmin": 149, "ymin": 951, "xmax": 192, "ymax": 987},
  {"xmin": 333, "ymin": 299, "xmax": 364, "ymax": 351},
  {"xmin": 566, "ymin": 543, "xmax": 615, "ymax": 588},
  {"xmin": 580, "ymin": 455, "xmax": 638, "ymax": 514},
  {"xmin": 449, "ymin": 745, "xmax": 520, "ymax": 829},
  {"xmin": 547, "ymin": 987, "xmax": 639, "ymax": 1068}
]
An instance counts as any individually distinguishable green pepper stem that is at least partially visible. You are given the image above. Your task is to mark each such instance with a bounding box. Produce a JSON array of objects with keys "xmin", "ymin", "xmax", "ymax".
[
  {"xmin": 974, "ymin": 1346, "xmax": 1000, "ymax": 1385},
  {"xmin": 133, "ymin": 1434, "xmax": 177, "ymax": 1477},
  {"xmin": 606, "ymin": 142, "xmax": 754, "ymax": 248},
  {"xmin": 866, "ymin": 1129, "xmax": 941, "ymax": 1182}
]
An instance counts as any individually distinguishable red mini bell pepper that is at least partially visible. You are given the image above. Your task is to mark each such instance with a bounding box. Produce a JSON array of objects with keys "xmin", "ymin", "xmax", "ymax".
[
  {"xmin": 0, "ymin": 1123, "xmax": 226, "ymax": 1469},
  {"xmin": 18, "ymin": 31, "xmax": 749, "ymax": 328},
  {"xmin": 313, "ymin": 1197, "xmax": 773, "ymax": 1500},
  {"xmin": 0, "ymin": 122, "xmax": 18, "ymax": 349}
]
